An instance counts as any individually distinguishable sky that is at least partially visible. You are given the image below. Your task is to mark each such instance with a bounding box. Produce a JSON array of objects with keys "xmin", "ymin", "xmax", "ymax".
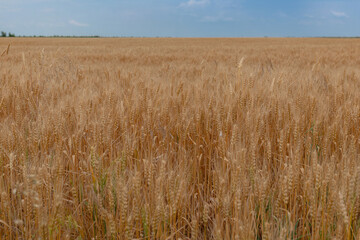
[{"xmin": 0, "ymin": 0, "xmax": 359, "ymax": 37}]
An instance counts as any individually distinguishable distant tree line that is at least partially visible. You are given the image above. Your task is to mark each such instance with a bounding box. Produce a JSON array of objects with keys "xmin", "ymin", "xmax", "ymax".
[
  {"xmin": 1, "ymin": 31, "xmax": 100, "ymax": 38},
  {"xmin": 28, "ymin": 35, "xmax": 100, "ymax": 38},
  {"xmin": 1, "ymin": 31, "xmax": 15, "ymax": 37},
  {"xmin": 0, "ymin": 32, "xmax": 176, "ymax": 38}
]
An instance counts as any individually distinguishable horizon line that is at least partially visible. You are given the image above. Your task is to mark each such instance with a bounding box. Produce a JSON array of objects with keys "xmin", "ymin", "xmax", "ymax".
[{"xmin": 2, "ymin": 35, "xmax": 360, "ymax": 39}]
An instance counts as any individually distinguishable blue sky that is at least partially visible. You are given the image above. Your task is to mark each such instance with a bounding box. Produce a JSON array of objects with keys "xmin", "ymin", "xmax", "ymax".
[{"xmin": 0, "ymin": 0, "xmax": 359, "ymax": 37}]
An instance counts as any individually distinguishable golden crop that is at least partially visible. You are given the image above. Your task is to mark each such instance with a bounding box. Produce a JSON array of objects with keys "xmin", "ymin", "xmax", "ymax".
[{"xmin": 0, "ymin": 38, "xmax": 360, "ymax": 239}]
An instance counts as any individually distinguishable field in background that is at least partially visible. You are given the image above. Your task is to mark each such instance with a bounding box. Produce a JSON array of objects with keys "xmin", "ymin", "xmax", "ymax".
[{"xmin": 0, "ymin": 38, "xmax": 360, "ymax": 239}]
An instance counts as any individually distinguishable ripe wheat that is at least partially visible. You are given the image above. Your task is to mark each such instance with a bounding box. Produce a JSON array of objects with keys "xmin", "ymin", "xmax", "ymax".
[{"xmin": 0, "ymin": 37, "xmax": 359, "ymax": 239}]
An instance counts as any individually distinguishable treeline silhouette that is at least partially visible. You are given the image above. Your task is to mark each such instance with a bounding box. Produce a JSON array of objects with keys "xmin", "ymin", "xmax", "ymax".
[
  {"xmin": 1, "ymin": 31, "xmax": 15, "ymax": 37},
  {"xmin": 22, "ymin": 35, "xmax": 100, "ymax": 38},
  {"xmin": 0, "ymin": 31, "xmax": 100, "ymax": 38}
]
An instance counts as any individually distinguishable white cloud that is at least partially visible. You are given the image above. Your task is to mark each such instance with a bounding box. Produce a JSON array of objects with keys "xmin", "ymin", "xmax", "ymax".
[
  {"xmin": 68, "ymin": 20, "xmax": 88, "ymax": 27},
  {"xmin": 330, "ymin": 10, "xmax": 347, "ymax": 18},
  {"xmin": 180, "ymin": 0, "xmax": 209, "ymax": 8},
  {"xmin": 201, "ymin": 15, "xmax": 233, "ymax": 22}
]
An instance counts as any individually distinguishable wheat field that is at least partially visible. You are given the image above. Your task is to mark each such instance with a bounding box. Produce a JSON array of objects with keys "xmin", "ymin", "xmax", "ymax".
[{"xmin": 0, "ymin": 38, "xmax": 360, "ymax": 239}]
